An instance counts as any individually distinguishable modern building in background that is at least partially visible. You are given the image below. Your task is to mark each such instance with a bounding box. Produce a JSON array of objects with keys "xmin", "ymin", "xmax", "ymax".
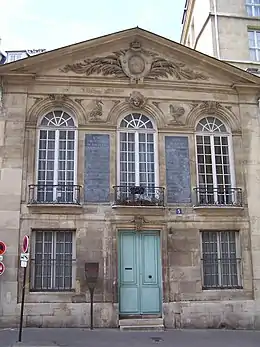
[
  {"xmin": 0, "ymin": 40, "xmax": 46, "ymax": 64},
  {"xmin": 181, "ymin": 0, "xmax": 260, "ymax": 73}
]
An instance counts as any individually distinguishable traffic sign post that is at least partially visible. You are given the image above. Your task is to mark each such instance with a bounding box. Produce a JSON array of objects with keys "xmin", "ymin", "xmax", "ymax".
[
  {"xmin": 0, "ymin": 241, "xmax": 6, "ymax": 275},
  {"xmin": 0, "ymin": 241, "xmax": 6, "ymax": 256},
  {"xmin": 18, "ymin": 235, "xmax": 29, "ymax": 343},
  {"xmin": 0, "ymin": 262, "xmax": 5, "ymax": 276},
  {"xmin": 22, "ymin": 236, "xmax": 29, "ymax": 253},
  {"xmin": 20, "ymin": 253, "xmax": 29, "ymax": 262}
]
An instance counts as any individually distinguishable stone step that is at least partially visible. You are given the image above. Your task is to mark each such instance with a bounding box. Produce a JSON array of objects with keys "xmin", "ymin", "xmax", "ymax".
[
  {"xmin": 119, "ymin": 318, "xmax": 163, "ymax": 326},
  {"xmin": 119, "ymin": 318, "xmax": 164, "ymax": 331},
  {"xmin": 120, "ymin": 324, "xmax": 165, "ymax": 332}
]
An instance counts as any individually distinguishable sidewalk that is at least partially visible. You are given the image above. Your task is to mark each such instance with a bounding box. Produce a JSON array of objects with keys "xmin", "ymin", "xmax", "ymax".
[{"xmin": 1, "ymin": 327, "xmax": 260, "ymax": 347}]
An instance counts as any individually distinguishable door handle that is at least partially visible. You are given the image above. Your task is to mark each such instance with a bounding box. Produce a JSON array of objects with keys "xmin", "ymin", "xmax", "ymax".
[
  {"xmin": 125, "ymin": 267, "xmax": 132, "ymax": 270},
  {"xmin": 148, "ymin": 275, "xmax": 152, "ymax": 279}
]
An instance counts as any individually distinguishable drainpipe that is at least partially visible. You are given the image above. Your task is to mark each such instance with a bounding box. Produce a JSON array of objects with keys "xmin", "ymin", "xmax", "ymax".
[{"xmin": 213, "ymin": 0, "xmax": 221, "ymax": 59}]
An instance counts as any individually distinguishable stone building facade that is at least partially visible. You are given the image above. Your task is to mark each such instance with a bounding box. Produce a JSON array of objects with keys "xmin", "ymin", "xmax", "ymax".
[
  {"xmin": 181, "ymin": 0, "xmax": 260, "ymax": 72},
  {"xmin": 0, "ymin": 27, "xmax": 260, "ymax": 329}
]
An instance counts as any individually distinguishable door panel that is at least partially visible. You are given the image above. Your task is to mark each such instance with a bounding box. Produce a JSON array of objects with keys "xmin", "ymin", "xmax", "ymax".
[
  {"xmin": 141, "ymin": 287, "xmax": 161, "ymax": 313},
  {"xmin": 119, "ymin": 232, "xmax": 139, "ymax": 314},
  {"xmin": 119, "ymin": 231, "xmax": 162, "ymax": 315},
  {"xmin": 141, "ymin": 234, "xmax": 158, "ymax": 284},
  {"xmin": 140, "ymin": 233, "xmax": 160, "ymax": 313}
]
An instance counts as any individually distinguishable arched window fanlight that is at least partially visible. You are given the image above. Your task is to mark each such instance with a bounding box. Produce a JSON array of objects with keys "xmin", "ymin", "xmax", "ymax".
[
  {"xmin": 40, "ymin": 110, "xmax": 75, "ymax": 127},
  {"xmin": 196, "ymin": 116, "xmax": 227, "ymax": 133},
  {"xmin": 120, "ymin": 113, "xmax": 154, "ymax": 129}
]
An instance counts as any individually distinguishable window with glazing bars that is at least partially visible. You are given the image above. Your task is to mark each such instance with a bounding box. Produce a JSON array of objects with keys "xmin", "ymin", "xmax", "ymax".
[
  {"xmin": 31, "ymin": 231, "xmax": 75, "ymax": 291},
  {"xmin": 201, "ymin": 231, "xmax": 242, "ymax": 289},
  {"xmin": 248, "ymin": 30, "xmax": 260, "ymax": 61},
  {"xmin": 37, "ymin": 110, "xmax": 76, "ymax": 203},
  {"xmin": 246, "ymin": 0, "xmax": 260, "ymax": 16},
  {"xmin": 196, "ymin": 117, "xmax": 234, "ymax": 205}
]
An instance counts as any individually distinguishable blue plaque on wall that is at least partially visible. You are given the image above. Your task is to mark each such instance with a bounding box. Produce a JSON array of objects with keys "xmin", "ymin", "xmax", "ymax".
[
  {"xmin": 165, "ymin": 136, "xmax": 191, "ymax": 203},
  {"xmin": 84, "ymin": 134, "xmax": 110, "ymax": 203}
]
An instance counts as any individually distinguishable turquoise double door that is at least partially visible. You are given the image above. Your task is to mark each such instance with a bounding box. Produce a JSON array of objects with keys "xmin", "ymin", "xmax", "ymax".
[{"xmin": 118, "ymin": 230, "xmax": 162, "ymax": 315}]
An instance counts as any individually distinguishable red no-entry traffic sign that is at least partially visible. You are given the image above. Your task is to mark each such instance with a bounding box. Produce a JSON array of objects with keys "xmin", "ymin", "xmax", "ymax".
[
  {"xmin": 22, "ymin": 235, "xmax": 29, "ymax": 253},
  {"xmin": 0, "ymin": 262, "xmax": 5, "ymax": 275},
  {"xmin": 0, "ymin": 241, "xmax": 6, "ymax": 256}
]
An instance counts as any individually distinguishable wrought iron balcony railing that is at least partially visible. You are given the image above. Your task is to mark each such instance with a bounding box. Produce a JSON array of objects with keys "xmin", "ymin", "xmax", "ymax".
[
  {"xmin": 28, "ymin": 184, "xmax": 81, "ymax": 205},
  {"xmin": 194, "ymin": 187, "xmax": 243, "ymax": 207},
  {"xmin": 113, "ymin": 185, "xmax": 165, "ymax": 207}
]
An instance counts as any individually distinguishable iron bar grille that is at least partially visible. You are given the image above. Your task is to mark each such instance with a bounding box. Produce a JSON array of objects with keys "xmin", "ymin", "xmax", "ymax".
[
  {"xmin": 30, "ymin": 231, "xmax": 75, "ymax": 292},
  {"xmin": 113, "ymin": 185, "xmax": 165, "ymax": 207},
  {"xmin": 201, "ymin": 231, "xmax": 242, "ymax": 289},
  {"xmin": 30, "ymin": 258, "xmax": 76, "ymax": 291},
  {"xmin": 28, "ymin": 184, "xmax": 81, "ymax": 205},
  {"xmin": 194, "ymin": 187, "xmax": 243, "ymax": 207}
]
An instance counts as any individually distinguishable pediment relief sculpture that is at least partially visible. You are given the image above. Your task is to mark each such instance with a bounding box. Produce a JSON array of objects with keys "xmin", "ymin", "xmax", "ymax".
[
  {"xmin": 199, "ymin": 101, "xmax": 222, "ymax": 114},
  {"xmin": 60, "ymin": 40, "xmax": 208, "ymax": 82},
  {"xmin": 30, "ymin": 94, "xmax": 68, "ymax": 108},
  {"xmin": 127, "ymin": 91, "xmax": 147, "ymax": 109},
  {"xmin": 191, "ymin": 100, "xmax": 233, "ymax": 114},
  {"xmin": 152, "ymin": 101, "xmax": 187, "ymax": 126},
  {"xmin": 87, "ymin": 100, "xmax": 104, "ymax": 122},
  {"xmin": 168, "ymin": 104, "xmax": 186, "ymax": 125}
]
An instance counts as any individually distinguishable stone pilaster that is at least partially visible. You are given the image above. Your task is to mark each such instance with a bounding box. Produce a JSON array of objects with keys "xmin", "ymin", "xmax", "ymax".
[
  {"xmin": 0, "ymin": 91, "xmax": 27, "ymax": 322},
  {"xmin": 240, "ymin": 97, "xmax": 260, "ymax": 301}
]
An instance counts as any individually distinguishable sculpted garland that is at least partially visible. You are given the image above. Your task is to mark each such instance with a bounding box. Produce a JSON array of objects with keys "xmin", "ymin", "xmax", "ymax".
[{"xmin": 60, "ymin": 41, "xmax": 208, "ymax": 82}]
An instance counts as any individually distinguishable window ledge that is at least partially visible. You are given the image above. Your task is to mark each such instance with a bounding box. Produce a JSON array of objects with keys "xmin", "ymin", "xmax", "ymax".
[
  {"xmin": 193, "ymin": 205, "xmax": 244, "ymax": 210},
  {"xmin": 193, "ymin": 205, "xmax": 244, "ymax": 216},
  {"xmin": 202, "ymin": 287, "xmax": 243, "ymax": 291},
  {"xmin": 27, "ymin": 203, "xmax": 83, "ymax": 214}
]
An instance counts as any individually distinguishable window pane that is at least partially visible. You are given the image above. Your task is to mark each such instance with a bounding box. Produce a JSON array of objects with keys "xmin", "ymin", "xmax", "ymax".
[
  {"xmin": 246, "ymin": 6, "xmax": 253, "ymax": 16},
  {"xmin": 31, "ymin": 231, "xmax": 74, "ymax": 291},
  {"xmin": 201, "ymin": 231, "xmax": 240, "ymax": 289}
]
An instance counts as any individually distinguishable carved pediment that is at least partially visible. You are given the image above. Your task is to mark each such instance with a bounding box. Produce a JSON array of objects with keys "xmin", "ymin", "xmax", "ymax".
[{"xmin": 60, "ymin": 40, "xmax": 208, "ymax": 83}]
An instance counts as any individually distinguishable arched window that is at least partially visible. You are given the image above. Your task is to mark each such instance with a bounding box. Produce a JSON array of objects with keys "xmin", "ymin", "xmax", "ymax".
[
  {"xmin": 116, "ymin": 113, "xmax": 161, "ymax": 205},
  {"xmin": 36, "ymin": 110, "xmax": 77, "ymax": 203},
  {"xmin": 195, "ymin": 116, "xmax": 235, "ymax": 205}
]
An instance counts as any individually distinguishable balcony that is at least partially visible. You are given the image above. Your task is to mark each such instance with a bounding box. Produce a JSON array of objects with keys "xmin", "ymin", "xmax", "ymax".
[
  {"xmin": 113, "ymin": 185, "xmax": 165, "ymax": 207},
  {"xmin": 193, "ymin": 187, "xmax": 243, "ymax": 208},
  {"xmin": 28, "ymin": 184, "xmax": 81, "ymax": 205}
]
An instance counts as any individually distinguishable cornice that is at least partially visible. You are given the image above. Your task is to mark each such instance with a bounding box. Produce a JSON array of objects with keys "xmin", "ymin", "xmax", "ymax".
[
  {"xmin": 232, "ymin": 83, "xmax": 260, "ymax": 94},
  {"xmin": 1, "ymin": 73, "xmax": 36, "ymax": 84},
  {"xmin": 13, "ymin": 75, "xmax": 238, "ymax": 94},
  {"xmin": 0, "ymin": 73, "xmax": 35, "ymax": 77}
]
